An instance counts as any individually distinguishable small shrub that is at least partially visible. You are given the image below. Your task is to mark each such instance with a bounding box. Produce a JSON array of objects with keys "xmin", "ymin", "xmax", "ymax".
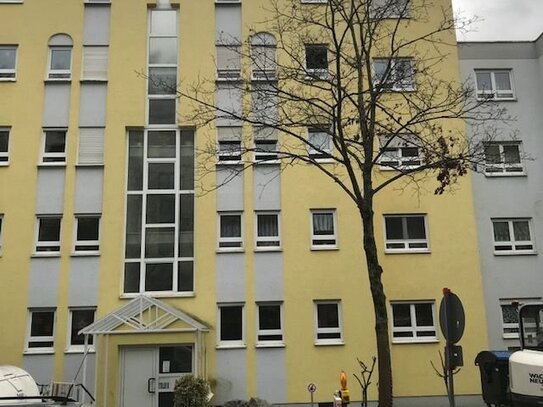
[{"xmin": 174, "ymin": 374, "xmax": 210, "ymax": 407}]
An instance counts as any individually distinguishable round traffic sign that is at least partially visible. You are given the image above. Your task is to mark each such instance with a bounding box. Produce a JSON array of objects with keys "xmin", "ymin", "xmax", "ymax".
[
  {"xmin": 307, "ymin": 383, "xmax": 317, "ymax": 393},
  {"xmin": 439, "ymin": 290, "xmax": 465, "ymax": 343}
]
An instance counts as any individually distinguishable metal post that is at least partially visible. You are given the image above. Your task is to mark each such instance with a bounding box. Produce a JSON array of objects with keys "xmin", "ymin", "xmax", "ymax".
[
  {"xmin": 311, "ymin": 392, "xmax": 314, "ymax": 407},
  {"xmin": 82, "ymin": 335, "xmax": 88, "ymax": 404},
  {"xmin": 444, "ymin": 291, "xmax": 455, "ymax": 407}
]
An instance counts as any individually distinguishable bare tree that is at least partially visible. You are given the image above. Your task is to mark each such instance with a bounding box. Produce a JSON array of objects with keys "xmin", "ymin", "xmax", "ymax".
[{"xmin": 167, "ymin": 0, "xmax": 510, "ymax": 405}]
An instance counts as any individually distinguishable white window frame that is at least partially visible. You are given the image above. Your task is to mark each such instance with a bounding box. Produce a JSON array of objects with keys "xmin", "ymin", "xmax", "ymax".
[
  {"xmin": 483, "ymin": 142, "xmax": 524, "ymax": 176},
  {"xmin": 491, "ymin": 218, "xmax": 535, "ymax": 255},
  {"xmin": 41, "ymin": 129, "xmax": 67, "ymax": 165},
  {"xmin": 73, "ymin": 215, "xmax": 100, "ymax": 255},
  {"xmin": 256, "ymin": 302, "xmax": 284, "ymax": 347},
  {"xmin": 26, "ymin": 309, "xmax": 55, "ymax": 353},
  {"xmin": 216, "ymin": 44, "xmax": 242, "ymax": 81},
  {"xmin": 308, "ymin": 127, "xmax": 332, "ymax": 160},
  {"xmin": 218, "ymin": 212, "xmax": 243, "ymax": 250},
  {"xmin": 47, "ymin": 46, "xmax": 72, "ymax": 80},
  {"xmin": 304, "ymin": 44, "xmax": 329, "ymax": 79},
  {"xmin": 314, "ymin": 301, "xmax": 343, "ymax": 345},
  {"xmin": 217, "ymin": 303, "xmax": 245, "ymax": 348},
  {"xmin": 310, "ymin": 209, "xmax": 337, "ymax": 249},
  {"xmin": 373, "ymin": 58, "xmax": 415, "ymax": 91},
  {"xmin": 390, "ymin": 301, "xmax": 437, "ymax": 343},
  {"xmin": 254, "ymin": 138, "xmax": 279, "ymax": 163},
  {"xmin": 378, "ymin": 135, "xmax": 422, "ymax": 170},
  {"xmin": 217, "ymin": 139, "xmax": 242, "ymax": 164},
  {"xmin": 383, "ymin": 214, "xmax": 429, "ymax": 253},
  {"xmin": 255, "ymin": 211, "xmax": 281, "ymax": 250},
  {"xmin": 500, "ymin": 301, "xmax": 520, "ymax": 339},
  {"xmin": 35, "ymin": 216, "xmax": 62, "ymax": 255},
  {"xmin": 0, "ymin": 127, "xmax": 10, "ymax": 165},
  {"xmin": 67, "ymin": 308, "xmax": 96, "ymax": 352},
  {"xmin": 0, "ymin": 45, "xmax": 17, "ymax": 81},
  {"xmin": 475, "ymin": 69, "xmax": 515, "ymax": 100}
]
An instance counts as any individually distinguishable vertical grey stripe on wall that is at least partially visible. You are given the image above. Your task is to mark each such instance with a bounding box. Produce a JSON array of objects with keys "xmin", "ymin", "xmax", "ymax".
[
  {"xmin": 253, "ymin": 166, "xmax": 281, "ymax": 210},
  {"xmin": 215, "ymin": 4, "xmax": 242, "ymax": 44},
  {"xmin": 68, "ymin": 257, "xmax": 100, "ymax": 306},
  {"xmin": 23, "ymin": 355, "xmax": 54, "ymax": 386},
  {"xmin": 214, "ymin": 350, "xmax": 247, "ymax": 406},
  {"xmin": 216, "ymin": 253, "xmax": 246, "ymax": 302},
  {"xmin": 256, "ymin": 349, "xmax": 287, "ymax": 404},
  {"xmin": 28, "ymin": 258, "xmax": 61, "ymax": 307},
  {"xmin": 83, "ymin": 5, "xmax": 111, "ymax": 46},
  {"xmin": 254, "ymin": 253, "xmax": 283, "ymax": 301},
  {"xmin": 36, "ymin": 168, "xmax": 66, "ymax": 214},
  {"xmin": 74, "ymin": 168, "xmax": 104, "ymax": 213},
  {"xmin": 79, "ymin": 84, "xmax": 108, "ymax": 127},
  {"xmin": 216, "ymin": 167, "xmax": 244, "ymax": 211},
  {"xmin": 43, "ymin": 84, "xmax": 71, "ymax": 127}
]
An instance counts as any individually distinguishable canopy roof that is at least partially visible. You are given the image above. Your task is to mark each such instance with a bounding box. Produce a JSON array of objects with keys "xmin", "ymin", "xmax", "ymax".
[{"xmin": 80, "ymin": 295, "xmax": 209, "ymax": 335}]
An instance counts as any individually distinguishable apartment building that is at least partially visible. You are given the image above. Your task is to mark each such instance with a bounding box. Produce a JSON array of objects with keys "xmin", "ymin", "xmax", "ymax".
[
  {"xmin": 0, "ymin": 0, "xmax": 488, "ymax": 406},
  {"xmin": 459, "ymin": 34, "xmax": 543, "ymax": 352}
]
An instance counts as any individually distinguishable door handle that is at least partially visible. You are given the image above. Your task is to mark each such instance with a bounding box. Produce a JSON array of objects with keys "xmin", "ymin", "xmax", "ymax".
[{"xmin": 147, "ymin": 378, "xmax": 156, "ymax": 394}]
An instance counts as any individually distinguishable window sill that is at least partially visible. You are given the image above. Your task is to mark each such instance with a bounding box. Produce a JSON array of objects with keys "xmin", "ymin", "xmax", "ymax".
[
  {"xmin": 31, "ymin": 252, "xmax": 61, "ymax": 258},
  {"xmin": 65, "ymin": 348, "xmax": 95, "ymax": 354},
  {"xmin": 256, "ymin": 342, "xmax": 285, "ymax": 348},
  {"xmin": 476, "ymin": 97, "xmax": 517, "ymax": 102},
  {"xmin": 311, "ymin": 246, "xmax": 339, "ymax": 251},
  {"xmin": 385, "ymin": 249, "xmax": 431, "ymax": 254},
  {"xmin": 254, "ymin": 160, "xmax": 280, "ymax": 165},
  {"xmin": 216, "ymin": 161, "xmax": 243, "ymax": 166},
  {"xmin": 24, "ymin": 349, "xmax": 55, "ymax": 355},
  {"xmin": 494, "ymin": 251, "xmax": 537, "ymax": 256},
  {"xmin": 484, "ymin": 172, "xmax": 526, "ymax": 178},
  {"xmin": 217, "ymin": 248, "xmax": 244, "ymax": 254},
  {"xmin": 308, "ymin": 157, "xmax": 334, "ymax": 163},
  {"xmin": 254, "ymin": 247, "xmax": 282, "ymax": 253},
  {"xmin": 379, "ymin": 165, "xmax": 422, "ymax": 172},
  {"xmin": 502, "ymin": 334, "xmax": 520, "ymax": 340},
  {"xmin": 216, "ymin": 343, "xmax": 246, "ymax": 350},
  {"xmin": 315, "ymin": 340, "xmax": 344, "ymax": 346},
  {"xmin": 0, "ymin": 162, "xmax": 9, "ymax": 166},
  {"xmin": 71, "ymin": 252, "xmax": 100, "ymax": 257},
  {"xmin": 120, "ymin": 292, "xmax": 195, "ymax": 299},
  {"xmin": 0, "ymin": 78, "xmax": 16, "ymax": 82},
  {"xmin": 215, "ymin": 77, "xmax": 242, "ymax": 83},
  {"xmin": 37, "ymin": 163, "xmax": 67, "ymax": 168},
  {"xmin": 80, "ymin": 79, "xmax": 108, "ymax": 83},
  {"xmin": 392, "ymin": 338, "xmax": 439, "ymax": 344}
]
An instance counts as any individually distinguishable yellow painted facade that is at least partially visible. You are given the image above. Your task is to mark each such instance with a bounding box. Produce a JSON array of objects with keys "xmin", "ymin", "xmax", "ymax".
[{"xmin": 0, "ymin": 0, "xmax": 488, "ymax": 406}]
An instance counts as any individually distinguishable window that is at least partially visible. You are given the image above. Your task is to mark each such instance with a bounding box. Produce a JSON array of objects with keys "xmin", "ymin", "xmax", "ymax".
[
  {"xmin": 48, "ymin": 47, "xmax": 72, "ymax": 79},
  {"xmin": 315, "ymin": 301, "xmax": 342, "ymax": 344},
  {"xmin": 256, "ymin": 212, "xmax": 280, "ymax": 249},
  {"xmin": 74, "ymin": 216, "xmax": 100, "ymax": 253},
  {"xmin": 475, "ymin": 70, "xmax": 514, "ymax": 100},
  {"xmin": 373, "ymin": 58, "xmax": 415, "ymax": 91},
  {"xmin": 35, "ymin": 216, "xmax": 61, "ymax": 254},
  {"xmin": 492, "ymin": 218, "xmax": 535, "ymax": 254},
  {"xmin": 0, "ymin": 127, "xmax": 9, "ymax": 164},
  {"xmin": 391, "ymin": 302, "xmax": 437, "ymax": 342},
  {"xmin": 251, "ymin": 33, "xmax": 276, "ymax": 81},
  {"xmin": 123, "ymin": 129, "xmax": 195, "ymax": 295},
  {"xmin": 218, "ymin": 304, "xmax": 244, "ymax": 346},
  {"xmin": 254, "ymin": 139, "xmax": 278, "ymax": 162},
  {"xmin": 370, "ymin": 0, "xmax": 410, "ymax": 18},
  {"xmin": 305, "ymin": 45, "xmax": 328, "ymax": 78},
  {"xmin": 379, "ymin": 135, "xmax": 422, "ymax": 170},
  {"xmin": 218, "ymin": 212, "xmax": 242, "ymax": 249},
  {"xmin": 82, "ymin": 46, "xmax": 108, "ymax": 81},
  {"xmin": 218, "ymin": 140, "xmax": 242, "ymax": 163},
  {"xmin": 308, "ymin": 127, "xmax": 332, "ymax": 159},
  {"xmin": 257, "ymin": 303, "xmax": 283, "ymax": 345},
  {"xmin": 42, "ymin": 129, "xmax": 67, "ymax": 164},
  {"xmin": 27, "ymin": 309, "xmax": 55, "ymax": 351},
  {"xmin": 0, "ymin": 46, "xmax": 17, "ymax": 80},
  {"xmin": 384, "ymin": 215, "xmax": 428, "ymax": 252},
  {"xmin": 148, "ymin": 9, "xmax": 178, "ymax": 125},
  {"xmin": 484, "ymin": 142, "xmax": 523, "ymax": 175},
  {"xmin": 501, "ymin": 303, "xmax": 519, "ymax": 339},
  {"xmin": 216, "ymin": 45, "xmax": 241, "ymax": 80},
  {"xmin": 68, "ymin": 308, "xmax": 95, "ymax": 350},
  {"xmin": 311, "ymin": 210, "xmax": 337, "ymax": 248}
]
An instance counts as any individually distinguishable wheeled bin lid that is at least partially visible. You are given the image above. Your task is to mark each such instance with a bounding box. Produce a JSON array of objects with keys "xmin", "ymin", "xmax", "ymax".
[{"xmin": 475, "ymin": 350, "xmax": 512, "ymax": 365}]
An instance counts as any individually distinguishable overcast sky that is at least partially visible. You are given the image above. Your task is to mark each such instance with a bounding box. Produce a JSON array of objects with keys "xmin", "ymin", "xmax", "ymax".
[{"xmin": 451, "ymin": 0, "xmax": 543, "ymax": 41}]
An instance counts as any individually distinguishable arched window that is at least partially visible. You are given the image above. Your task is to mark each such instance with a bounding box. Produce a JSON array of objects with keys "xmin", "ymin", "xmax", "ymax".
[
  {"xmin": 251, "ymin": 32, "xmax": 276, "ymax": 80},
  {"xmin": 47, "ymin": 34, "xmax": 73, "ymax": 79}
]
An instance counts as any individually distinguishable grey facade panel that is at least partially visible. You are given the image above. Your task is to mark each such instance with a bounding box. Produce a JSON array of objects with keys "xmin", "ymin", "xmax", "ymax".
[
  {"xmin": 36, "ymin": 168, "xmax": 65, "ymax": 214},
  {"xmin": 254, "ymin": 252, "xmax": 283, "ymax": 301},
  {"xmin": 28, "ymin": 258, "xmax": 60, "ymax": 307},
  {"xmin": 216, "ymin": 167, "xmax": 244, "ymax": 211},
  {"xmin": 83, "ymin": 5, "xmax": 111, "ymax": 46},
  {"xmin": 458, "ymin": 42, "xmax": 536, "ymax": 60},
  {"xmin": 214, "ymin": 349, "xmax": 247, "ymax": 405},
  {"xmin": 74, "ymin": 167, "xmax": 104, "ymax": 213},
  {"xmin": 255, "ymin": 349, "xmax": 287, "ymax": 404},
  {"xmin": 68, "ymin": 257, "xmax": 100, "ymax": 306},
  {"xmin": 79, "ymin": 84, "xmax": 107, "ymax": 127},
  {"xmin": 64, "ymin": 353, "xmax": 96, "ymax": 395},
  {"xmin": 253, "ymin": 165, "xmax": 281, "ymax": 210},
  {"xmin": 215, "ymin": 5, "xmax": 241, "ymax": 44},
  {"xmin": 22, "ymin": 355, "xmax": 54, "ymax": 385},
  {"xmin": 216, "ymin": 253, "xmax": 245, "ymax": 302},
  {"xmin": 43, "ymin": 84, "xmax": 71, "ymax": 127},
  {"xmin": 216, "ymin": 84, "xmax": 242, "ymax": 126}
]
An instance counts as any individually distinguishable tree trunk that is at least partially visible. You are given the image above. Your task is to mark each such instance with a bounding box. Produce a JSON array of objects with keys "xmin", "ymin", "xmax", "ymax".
[{"xmin": 360, "ymin": 198, "xmax": 393, "ymax": 407}]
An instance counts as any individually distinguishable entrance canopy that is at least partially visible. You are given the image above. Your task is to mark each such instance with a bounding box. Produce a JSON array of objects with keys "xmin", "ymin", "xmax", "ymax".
[{"xmin": 80, "ymin": 295, "xmax": 209, "ymax": 335}]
